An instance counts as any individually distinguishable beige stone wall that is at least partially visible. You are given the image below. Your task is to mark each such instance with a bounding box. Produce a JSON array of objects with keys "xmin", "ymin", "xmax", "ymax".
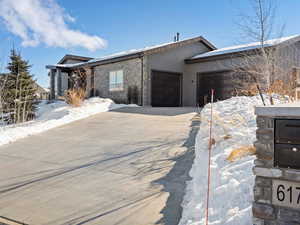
[{"xmin": 253, "ymin": 115, "xmax": 300, "ymax": 224}]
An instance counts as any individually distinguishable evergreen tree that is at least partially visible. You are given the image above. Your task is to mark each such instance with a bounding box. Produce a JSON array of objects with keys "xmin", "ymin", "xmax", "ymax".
[{"xmin": 2, "ymin": 49, "xmax": 38, "ymax": 124}]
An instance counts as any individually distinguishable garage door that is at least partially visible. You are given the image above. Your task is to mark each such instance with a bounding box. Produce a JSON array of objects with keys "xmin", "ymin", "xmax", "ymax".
[
  {"xmin": 197, "ymin": 71, "xmax": 234, "ymax": 107},
  {"xmin": 151, "ymin": 71, "xmax": 181, "ymax": 107}
]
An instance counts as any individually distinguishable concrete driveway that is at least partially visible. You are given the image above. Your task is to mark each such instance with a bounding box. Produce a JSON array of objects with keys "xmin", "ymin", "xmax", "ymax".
[{"xmin": 0, "ymin": 107, "xmax": 199, "ymax": 225}]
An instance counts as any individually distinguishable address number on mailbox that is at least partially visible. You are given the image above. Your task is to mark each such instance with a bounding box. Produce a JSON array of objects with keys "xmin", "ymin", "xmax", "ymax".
[{"xmin": 273, "ymin": 179, "xmax": 300, "ymax": 209}]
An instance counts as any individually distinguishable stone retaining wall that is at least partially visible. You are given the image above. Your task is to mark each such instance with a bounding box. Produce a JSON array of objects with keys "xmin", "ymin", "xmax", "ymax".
[{"xmin": 253, "ymin": 115, "xmax": 300, "ymax": 225}]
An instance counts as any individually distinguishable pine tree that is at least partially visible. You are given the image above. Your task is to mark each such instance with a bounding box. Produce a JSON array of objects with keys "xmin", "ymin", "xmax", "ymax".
[{"xmin": 2, "ymin": 49, "xmax": 38, "ymax": 124}]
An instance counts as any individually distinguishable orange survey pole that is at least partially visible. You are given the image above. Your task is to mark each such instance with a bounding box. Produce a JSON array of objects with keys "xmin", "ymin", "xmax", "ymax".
[{"xmin": 205, "ymin": 89, "xmax": 214, "ymax": 225}]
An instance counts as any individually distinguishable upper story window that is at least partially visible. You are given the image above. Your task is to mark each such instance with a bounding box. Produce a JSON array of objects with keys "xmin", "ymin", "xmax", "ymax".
[{"xmin": 109, "ymin": 70, "xmax": 124, "ymax": 91}]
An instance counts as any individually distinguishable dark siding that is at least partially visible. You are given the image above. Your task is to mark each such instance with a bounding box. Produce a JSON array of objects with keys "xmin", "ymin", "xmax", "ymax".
[{"xmin": 197, "ymin": 70, "xmax": 249, "ymax": 106}]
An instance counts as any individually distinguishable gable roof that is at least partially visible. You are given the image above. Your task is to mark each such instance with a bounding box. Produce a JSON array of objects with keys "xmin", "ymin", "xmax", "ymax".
[
  {"xmin": 46, "ymin": 36, "xmax": 216, "ymax": 70},
  {"xmin": 187, "ymin": 35, "xmax": 300, "ymax": 63}
]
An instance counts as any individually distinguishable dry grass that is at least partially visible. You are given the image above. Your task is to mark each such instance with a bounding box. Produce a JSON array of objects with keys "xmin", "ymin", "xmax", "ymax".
[
  {"xmin": 223, "ymin": 134, "xmax": 232, "ymax": 140},
  {"xmin": 65, "ymin": 88, "xmax": 86, "ymax": 107},
  {"xmin": 267, "ymin": 79, "xmax": 296, "ymax": 99},
  {"xmin": 227, "ymin": 145, "xmax": 256, "ymax": 162},
  {"xmin": 234, "ymin": 78, "xmax": 296, "ymax": 100},
  {"xmin": 236, "ymin": 83, "xmax": 259, "ymax": 96}
]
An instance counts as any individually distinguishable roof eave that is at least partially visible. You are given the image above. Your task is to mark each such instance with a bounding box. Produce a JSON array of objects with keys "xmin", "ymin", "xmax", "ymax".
[
  {"xmin": 73, "ymin": 52, "xmax": 143, "ymax": 68},
  {"xmin": 185, "ymin": 46, "xmax": 273, "ymax": 64},
  {"xmin": 46, "ymin": 52, "xmax": 144, "ymax": 70},
  {"xmin": 58, "ymin": 54, "xmax": 93, "ymax": 64},
  {"xmin": 186, "ymin": 35, "xmax": 300, "ymax": 64},
  {"xmin": 45, "ymin": 65, "xmax": 59, "ymax": 69}
]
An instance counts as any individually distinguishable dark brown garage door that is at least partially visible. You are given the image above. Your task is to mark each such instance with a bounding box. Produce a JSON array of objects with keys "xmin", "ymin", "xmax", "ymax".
[
  {"xmin": 197, "ymin": 71, "xmax": 234, "ymax": 107},
  {"xmin": 151, "ymin": 71, "xmax": 182, "ymax": 107}
]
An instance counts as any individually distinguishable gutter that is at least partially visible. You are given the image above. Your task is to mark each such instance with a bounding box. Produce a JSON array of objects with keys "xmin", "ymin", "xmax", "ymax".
[{"xmin": 185, "ymin": 46, "xmax": 273, "ymax": 64}]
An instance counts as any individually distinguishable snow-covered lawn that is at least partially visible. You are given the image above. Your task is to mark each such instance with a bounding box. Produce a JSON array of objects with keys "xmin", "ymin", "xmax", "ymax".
[
  {"xmin": 0, "ymin": 97, "xmax": 136, "ymax": 146},
  {"xmin": 179, "ymin": 95, "xmax": 286, "ymax": 225}
]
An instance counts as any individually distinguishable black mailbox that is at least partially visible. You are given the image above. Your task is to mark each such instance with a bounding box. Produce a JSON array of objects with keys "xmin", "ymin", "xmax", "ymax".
[{"xmin": 274, "ymin": 119, "xmax": 300, "ymax": 169}]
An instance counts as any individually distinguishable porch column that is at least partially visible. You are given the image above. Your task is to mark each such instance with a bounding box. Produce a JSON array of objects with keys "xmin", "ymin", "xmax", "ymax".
[
  {"xmin": 91, "ymin": 67, "xmax": 95, "ymax": 97},
  {"xmin": 57, "ymin": 68, "xmax": 62, "ymax": 96},
  {"xmin": 50, "ymin": 69, "xmax": 56, "ymax": 100},
  {"xmin": 67, "ymin": 71, "xmax": 73, "ymax": 89}
]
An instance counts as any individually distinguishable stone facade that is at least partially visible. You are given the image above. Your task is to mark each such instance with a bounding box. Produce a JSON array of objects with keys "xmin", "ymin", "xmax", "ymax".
[
  {"xmin": 253, "ymin": 114, "xmax": 300, "ymax": 225},
  {"xmin": 93, "ymin": 57, "xmax": 143, "ymax": 105}
]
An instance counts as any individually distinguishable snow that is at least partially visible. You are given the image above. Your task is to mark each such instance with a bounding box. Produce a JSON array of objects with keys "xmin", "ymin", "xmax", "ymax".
[
  {"xmin": 41, "ymin": 87, "xmax": 50, "ymax": 92},
  {"xmin": 255, "ymin": 101, "xmax": 300, "ymax": 117},
  {"xmin": 0, "ymin": 97, "xmax": 136, "ymax": 147},
  {"xmin": 191, "ymin": 35, "xmax": 300, "ymax": 59},
  {"xmin": 179, "ymin": 95, "xmax": 286, "ymax": 225}
]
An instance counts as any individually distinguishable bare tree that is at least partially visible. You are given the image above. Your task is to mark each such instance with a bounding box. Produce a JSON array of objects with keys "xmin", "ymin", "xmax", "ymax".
[
  {"xmin": 237, "ymin": 0, "xmax": 277, "ymax": 89},
  {"xmin": 238, "ymin": 0, "xmax": 277, "ymax": 45},
  {"xmin": 232, "ymin": 0, "xmax": 298, "ymax": 103}
]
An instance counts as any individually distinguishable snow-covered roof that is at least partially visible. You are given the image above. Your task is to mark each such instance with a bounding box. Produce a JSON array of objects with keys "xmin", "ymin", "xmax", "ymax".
[
  {"xmin": 42, "ymin": 87, "xmax": 50, "ymax": 92},
  {"xmin": 46, "ymin": 36, "xmax": 215, "ymax": 69},
  {"xmin": 191, "ymin": 35, "xmax": 300, "ymax": 60},
  {"xmin": 58, "ymin": 54, "xmax": 93, "ymax": 64},
  {"xmin": 70, "ymin": 48, "xmax": 146, "ymax": 66}
]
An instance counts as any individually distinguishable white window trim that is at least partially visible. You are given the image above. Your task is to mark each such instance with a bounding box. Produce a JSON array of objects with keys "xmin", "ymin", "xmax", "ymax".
[{"xmin": 109, "ymin": 70, "xmax": 124, "ymax": 91}]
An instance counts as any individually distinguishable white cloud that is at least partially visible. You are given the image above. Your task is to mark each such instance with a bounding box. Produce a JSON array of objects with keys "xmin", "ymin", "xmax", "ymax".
[{"xmin": 0, "ymin": 0, "xmax": 107, "ymax": 51}]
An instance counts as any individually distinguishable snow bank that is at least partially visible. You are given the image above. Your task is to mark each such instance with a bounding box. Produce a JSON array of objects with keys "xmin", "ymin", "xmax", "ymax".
[
  {"xmin": 179, "ymin": 95, "xmax": 285, "ymax": 225},
  {"xmin": 0, "ymin": 97, "xmax": 136, "ymax": 146}
]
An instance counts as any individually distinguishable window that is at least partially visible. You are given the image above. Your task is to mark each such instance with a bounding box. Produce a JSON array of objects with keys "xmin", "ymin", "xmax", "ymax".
[{"xmin": 109, "ymin": 70, "xmax": 124, "ymax": 91}]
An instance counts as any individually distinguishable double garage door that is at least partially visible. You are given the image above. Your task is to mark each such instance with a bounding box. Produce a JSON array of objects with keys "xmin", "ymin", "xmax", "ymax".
[
  {"xmin": 151, "ymin": 71, "xmax": 182, "ymax": 107},
  {"xmin": 151, "ymin": 70, "xmax": 239, "ymax": 107},
  {"xmin": 197, "ymin": 71, "xmax": 235, "ymax": 107}
]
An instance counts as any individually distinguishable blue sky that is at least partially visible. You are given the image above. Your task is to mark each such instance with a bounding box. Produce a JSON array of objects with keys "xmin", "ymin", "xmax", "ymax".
[{"xmin": 0, "ymin": 0, "xmax": 300, "ymax": 87}]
